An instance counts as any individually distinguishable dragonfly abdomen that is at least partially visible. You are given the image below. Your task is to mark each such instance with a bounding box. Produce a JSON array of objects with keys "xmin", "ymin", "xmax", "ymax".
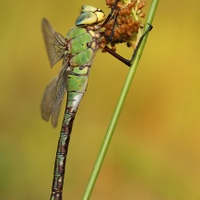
[{"xmin": 51, "ymin": 66, "xmax": 89, "ymax": 200}]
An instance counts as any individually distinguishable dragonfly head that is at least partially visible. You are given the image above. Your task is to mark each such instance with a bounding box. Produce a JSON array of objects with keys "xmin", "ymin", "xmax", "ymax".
[{"xmin": 76, "ymin": 5, "xmax": 106, "ymax": 26}]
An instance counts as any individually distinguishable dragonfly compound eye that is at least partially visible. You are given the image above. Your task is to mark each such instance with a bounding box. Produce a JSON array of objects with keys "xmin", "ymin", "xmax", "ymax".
[
  {"xmin": 76, "ymin": 5, "xmax": 105, "ymax": 26},
  {"xmin": 76, "ymin": 12, "xmax": 98, "ymax": 25},
  {"xmin": 94, "ymin": 11, "xmax": 106, "ymax": 23},
  {"xmin": 81, "ymin": 5, "xmax": 98, "ymax": 12}
]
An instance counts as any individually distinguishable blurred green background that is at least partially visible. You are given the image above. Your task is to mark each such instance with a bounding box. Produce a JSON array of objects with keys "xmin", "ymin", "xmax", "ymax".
[{"xmin": 1, "ymin": 0, "xmax": 200, "ymax": 199}]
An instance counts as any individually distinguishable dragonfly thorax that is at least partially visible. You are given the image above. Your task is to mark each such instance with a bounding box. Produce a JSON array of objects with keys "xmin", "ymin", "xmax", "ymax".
[
  {"xmin": 76, "ymin": 5, "xmax": 105, "ymax": 26},
  {"xmin": 66, "ymin": 26, "xmax": 101, "ymax": 67}
]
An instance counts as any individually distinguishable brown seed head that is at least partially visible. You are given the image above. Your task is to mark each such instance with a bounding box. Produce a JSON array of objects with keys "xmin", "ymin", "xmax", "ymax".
[
  {"xmin": 116, "ymin": 1, "xmax": 123, "ymax": 8},
  {"xmin": 121, "ymin": 16, "xmax": 127, "ymax": 22},
  {"xmin": 117, "ymin": 18, "xmax": 122, "ymax": 24},
  {"xmin": 100, "ymin": 43, "xmax": 106, "ymax": 49},
  {"xmin": 111, "ymin": 0, "xmax": 116, "ymax": 5},
  {"xmin": 129, "ymin": 28, "xmax": 134, "ymax": 33},
  {"xmin": 113, "ymin": 10, "xmax": 118, "ymax": 15},
  {"xmin": 111, "ymin": 46, "xmax": 116, "ymax": 51},
  {"xmin": 137, "ymin": 10, "xmax": 142, "ymax": 15},
  {"xmin": 126, "ymin": 9, "xmax": 131, "ymax": 15},
  {"xmin": 101, "ymin": 38, "xmax": 107, "ymax": 43},
  {"xmin": 106, "ymin": 0, "xmax": 111, "ymax": 5},
  {"xmin": 125, "ymin": 25, "xmax": 129, "ymax": 30},
  {"xmin": 138, "ymin": 1, "xmax": 146, "ymax": 9},
  {"xmin": 139, "ymin": 13, "xmax": 146, "ymax": 18},
  {"xmin": 103, "ymin": 0, "xmax": 147, "ymax": 52},
  {"xmin": 109, "ymin": 19, "xmax": 114, "ymax": 25},
  {"xmin": 128, "ymin": 22, "xmax": 134, "ymax": 28},
  {"xmin": 120, "ymin": 24, "xmax": 126, "ymax": 29},
  {"xmin": 131, "ymin": 1, "xmax": 136, "ymax": 6},
  {"xmin": 121, "ymin": 29, "xmax": 126, "ymax": 34},
  {"xmin": 127, "ymin": 31, "xmax": 132, "ymax": 37},
  {"xmin": 101, "ymin": 48, "xmax": 107, "ymax": 53},
  {"xmin": 133, "ymin": 21, "xmax": 139, "ymax": 26},
  {"xmin": 127, "ymin": 3, "xmax": 133, "ymax": 9},
  {"xmin": 114, "ymin": 32, "xmax": 120, "ymax": 38},
  {"xmin": 117, "ymin": 28, "xmax": 122, "ymax": 34},
  {"xmin": 105, "ymin": 30, "xmax": 112, "ymax": 37},
  {"xmin": 120, "ymin": 8, "xmax": 126, "ymax": 15}
]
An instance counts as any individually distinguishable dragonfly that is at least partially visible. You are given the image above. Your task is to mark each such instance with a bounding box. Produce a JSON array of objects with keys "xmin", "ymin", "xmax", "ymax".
[{"xmin": 41, "ymin": 1, "xmax": 152, "ymax": 199}]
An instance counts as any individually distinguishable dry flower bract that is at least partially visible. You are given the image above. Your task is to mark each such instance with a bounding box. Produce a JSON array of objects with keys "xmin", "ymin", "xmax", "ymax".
[{"xmin": 101, "ymin": 0, "xmax": 147, "ymax": 52}]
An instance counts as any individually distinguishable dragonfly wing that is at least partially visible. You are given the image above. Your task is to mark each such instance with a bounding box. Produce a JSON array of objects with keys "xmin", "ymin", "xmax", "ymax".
[
  {"xmin": 51, "ymin": 102, "xmax": 62, "ymax": 128},
  {"xmin": 51, "ymin": 62, "xmax": 71, "ymax": 127},
  {"xmin": 41, "ymin": 76, "xmax": 58, "ymax": 122},
  {"xmin": 42, "ymin": 18, "xmax": 67, "ymax": 68},
  {"xmin": 41, "ymin": 62, "xmax": 70, "ymax": 127}
]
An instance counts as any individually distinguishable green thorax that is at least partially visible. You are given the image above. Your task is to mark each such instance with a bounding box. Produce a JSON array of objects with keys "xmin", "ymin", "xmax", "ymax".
[{"xmin": 66, "ymin": 27, "xmax": 96, "ymax": 66}]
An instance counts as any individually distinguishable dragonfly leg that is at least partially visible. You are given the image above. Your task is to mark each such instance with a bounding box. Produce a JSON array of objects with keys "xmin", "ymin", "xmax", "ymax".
[
  {"xmin": 103, "ymin": 8, "xmax": 120, "ymax": 42},
  {"xmin": 128, "ymin": 24, "xmax": 153, "ymax": 65},
  {"xmin": 100, "ymin": 4, "xmax": 120, "ymax": 42},
  {"xmin": 103, "ymin": 24, "xmax": 153, "ymax": 66},
  {"xmin": 101, "ymin": 0, "xmax": 120, "ymax": 27}
]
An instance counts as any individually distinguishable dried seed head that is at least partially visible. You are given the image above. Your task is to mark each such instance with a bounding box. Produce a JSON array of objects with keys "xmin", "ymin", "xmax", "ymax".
[
  {"xmin": 133, "ymin": 21, "xmax": 139, "ymax": 26},
  {"xmin": 128, "ymin": 22, "xmax": 133, "ymax": 27},
  {"xmin": 101, "ymin": 48, "xmax": 107, "ymax": 53},
  {"xmin": 106, "ymin": 0, "xmax": 111, "ymax": 5},
  {"xmin": 109, "ymin": 19, "xmax": 114, "ymax": 25},
  {"xmin": 128, "ymin": 16, "xmax": 133, "ymax": 21},
  {"xmin": 125, "ymin": 25, "xmax": 129, "ymax": 31},
  {"xmin": 111, "ymin": 46, "xmax": 116, "ymax": 51},
  {"xmin": 138, "ymin": 1, "xmax": 146, "ymax": 9},
  {"xmin": 116, "ymin": 1, "xmax": 123, "ymax": 8},
  {"xmin": 129, "ymin": 28, "xmax": 134, "ymax": 33},
  {"xmin": 140, "ymin": 24, "xmax": 145, "ymax": 28},
  {"xmin": 131, "ymin": 1, "xmax": 136, "ymax": 6},
  {"xmin": 103, "ymin": 0, "xmax": 147, "ymax": 52},
  {"xmin": 117, "ymin": 18, "xmax": 122, "ymax": 24},
  {"xmin": 120, "ymin": 24, "xmax": 126, "ymax": 29},
  {"xmin": 120, "ymin": 8, "xmax": 126, "ymax": 15},
  {"xmin": 121, "ymin": 16, "xmax": 126, "ymax": 22},
  {"xmin": 121, "ymin": 28, "xmax": 126, "ymax": 34},
  {"xmin": 111, "ymin": 0, "xmax": 116, "ymax": 5},
  {"xmin": 114, "ymin": 32, "xmax": 120, "ymax": 38},
  {"xmin": 117, "ymin": 28, "xmax": 122, "ymax": 34},
  {"xmin": 139, "ymin": 13, "xmax": 146, "ymax": 18},
  {"xmin": 105, "ymin": 24, "xmax": 111, "ymax": 29},
  {"xmin": 127, "ymin": 3, "xmax": 133, "ymax": 9},
  {"xmin": 126, "ymin": 9, "xmax": 131, "ymax": 15},
  {"xmin": 100, "ymin": 43, "xmax": 106, "ymax": 49},
  {"xmin": 101, "ymin": 38, "xmax": 107, "ymax": 43},
  {"xmin": 105, "ymin": 30, "xmax": 112, "ymax": 37},
  {"xmin": 137, "ymin": 10, "xmax": 142, "ymax": 15},
  {"xmin": 113, "ymin": 10, "xmax": 118, "ymax": 15}
]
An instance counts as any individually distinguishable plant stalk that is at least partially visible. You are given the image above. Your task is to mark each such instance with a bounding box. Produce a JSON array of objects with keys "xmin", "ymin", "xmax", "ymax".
[{"xmin": 82, "ymin": 0, "xmax": 159, "ymax": 199}]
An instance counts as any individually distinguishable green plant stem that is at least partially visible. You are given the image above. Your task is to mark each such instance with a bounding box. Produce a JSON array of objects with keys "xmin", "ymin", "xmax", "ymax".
[{"xmin": 82, "ymin": 0, "xmax": 159, "ymax": 199}]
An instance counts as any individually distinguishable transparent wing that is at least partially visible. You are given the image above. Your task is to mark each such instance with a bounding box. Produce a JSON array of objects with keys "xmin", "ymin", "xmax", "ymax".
[
  {"xmin": 42, "ymin": 18, "xmax": 67, "ymax": 68},
  {"xmin": 51, "ymin": 102, "xmax": 62, "ymax": 128},
  {"xmin": 41, "ymin": 76, "xmax": 58, "ymax": 123},
  {"xmin": 51, "ymin": 62, "xmax": 69, "ymax": 115},
  {"xmin": 41, "ymin": 62, "xmax": 70, "ymax": 127}
]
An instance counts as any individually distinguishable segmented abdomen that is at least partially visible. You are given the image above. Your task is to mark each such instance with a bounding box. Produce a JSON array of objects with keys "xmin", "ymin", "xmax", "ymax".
[{"xmin": 50, "ymin": 66, "xmax": 89, "ymax": 200}]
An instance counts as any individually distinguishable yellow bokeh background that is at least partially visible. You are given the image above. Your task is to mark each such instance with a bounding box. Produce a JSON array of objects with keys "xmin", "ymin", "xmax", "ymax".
[{"xmin": 1, "ymin": 0, "xmax": 200, "ymax": 199}]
